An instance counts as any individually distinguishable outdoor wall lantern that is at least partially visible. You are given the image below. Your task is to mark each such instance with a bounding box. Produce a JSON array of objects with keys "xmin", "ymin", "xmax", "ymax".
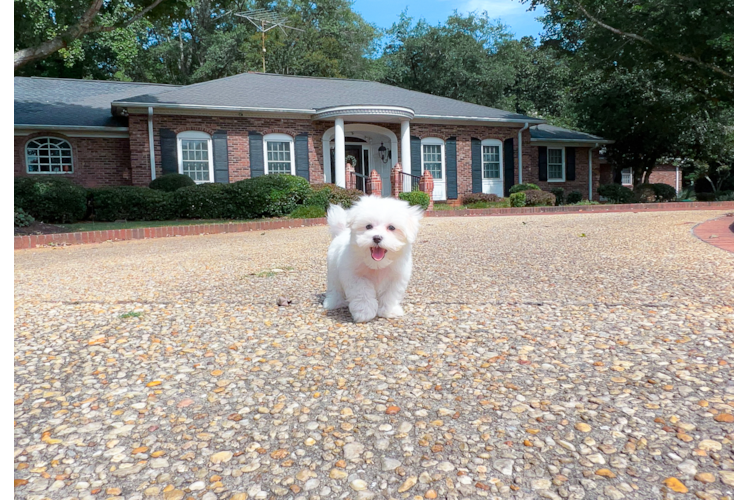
[{"xmin": 378, "ymin": 143, "xmax": 390, "ymax": 163}]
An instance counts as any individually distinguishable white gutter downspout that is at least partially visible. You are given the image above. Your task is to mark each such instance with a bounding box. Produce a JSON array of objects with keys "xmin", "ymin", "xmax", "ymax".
[
  {"xmin": 518, "ymin": 122, "xmax": 530, "ymax": 184},
  {"xmin": 675, "ymin": 165, "xmax": 680, "ymax": 195},
  {"xmin": 589, "ymin": 143, "xmax": 598, "ymax": 200},
  {"xmin": 148, "ymin": 107, "xmax": 156, "ymax": 181}
]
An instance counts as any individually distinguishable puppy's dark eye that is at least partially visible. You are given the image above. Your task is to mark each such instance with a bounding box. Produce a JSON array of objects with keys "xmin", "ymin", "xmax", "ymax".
[
  {"xmin": 365, "ymin": 224, "xmax": 373, "ymax": 230},
  {"xmin": 388, "ymin": 225, "xmax": 396, "ymax": 231}
]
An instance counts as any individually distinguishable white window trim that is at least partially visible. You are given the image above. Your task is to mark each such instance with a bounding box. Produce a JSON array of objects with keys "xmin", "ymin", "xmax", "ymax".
[
  {"xmin": 547, "ymin": 146, "xmax": 565, "ymax": 182},
  {"xmin": 421, "ymin": 137, "xmax": 445, "ymax": 180},
  {"xmin": 25, "ymin": 136, "xmax": 74, "ymax": 174},
  {"xmin": 481, "ymin": 138, "xmax": 502, "ymax": 180},
  {"xmin": 621, "ymin": 167, "xmax": 633, "ymax": 186},
  {"xmin": 177, "ymin": 131, "xmax": 214, "ymax": 184},
  {"xmin": 263, "ymin": 133, "xmax": 296, "ymax": 175}
]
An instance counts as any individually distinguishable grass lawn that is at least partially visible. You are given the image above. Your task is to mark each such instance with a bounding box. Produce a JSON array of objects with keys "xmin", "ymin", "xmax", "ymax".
[
  {"xmin": 58, "ymin": 218, "xmax": 262, "ymax": 233},
  {"xmin": 433, "ymin": 199, "xmax": 511, "ymax": 210}
]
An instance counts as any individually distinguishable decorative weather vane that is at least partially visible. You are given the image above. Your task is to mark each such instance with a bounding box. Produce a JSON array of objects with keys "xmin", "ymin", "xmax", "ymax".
[{"xmin": 235, "ymin": 9, "xmax": 304, "ymax": 73}]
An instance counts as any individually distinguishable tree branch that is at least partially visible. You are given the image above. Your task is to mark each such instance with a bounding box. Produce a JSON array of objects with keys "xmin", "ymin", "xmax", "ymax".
[
  {"xmin": 573, "ymin": 1, "xmax": 733, "ymax": 79},
  {"xmin": 14, "ymin": 0, "xmax": 166, "ymax": 69}
]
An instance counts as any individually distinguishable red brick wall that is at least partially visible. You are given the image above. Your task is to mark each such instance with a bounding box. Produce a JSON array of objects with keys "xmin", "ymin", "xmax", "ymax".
[
  {"xmin": 522, "ymin": 144, "xmax": 601, "ymax": 200},
  {"xmin": 14, "ymin": 132, "xmax": 132, "ymax": 187},
  {"xmin": 649, "ymin": 164, "xmax": 679, "ymax": 189}
]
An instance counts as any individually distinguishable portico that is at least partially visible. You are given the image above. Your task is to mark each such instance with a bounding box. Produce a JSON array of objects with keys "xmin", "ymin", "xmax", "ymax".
[{"xmin": 316, "ymin": 106, "xmax": 415, "ymax": 194}]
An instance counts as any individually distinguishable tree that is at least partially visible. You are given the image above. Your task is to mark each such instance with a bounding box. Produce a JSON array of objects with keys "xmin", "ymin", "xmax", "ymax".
[{"xmin": 13, "ymin": 0, "xmax": 183, "ymax": 71}]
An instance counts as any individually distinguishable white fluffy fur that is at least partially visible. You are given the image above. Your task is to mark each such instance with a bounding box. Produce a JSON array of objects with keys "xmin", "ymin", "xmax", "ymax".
[{"xmin": 324, "ymin": 195, "xmax": 424, "ymax": 322}]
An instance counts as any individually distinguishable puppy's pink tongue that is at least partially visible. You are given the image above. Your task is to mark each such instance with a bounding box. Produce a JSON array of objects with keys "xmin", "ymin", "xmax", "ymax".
[{"xmin": 370, "ymin": 247, "xmax": 387, "ymax": 261}]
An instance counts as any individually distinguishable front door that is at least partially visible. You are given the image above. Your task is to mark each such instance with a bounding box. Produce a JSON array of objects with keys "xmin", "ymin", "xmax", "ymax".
[{"xmin": 345, "ymin": 145, "xmax": 365, "ymax": 191}]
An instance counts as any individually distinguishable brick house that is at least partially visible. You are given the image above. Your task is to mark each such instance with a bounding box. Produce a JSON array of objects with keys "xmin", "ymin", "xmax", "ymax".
[{"xmin": 15, "ymin": 73, "xmax": 613, "ymax": 201}]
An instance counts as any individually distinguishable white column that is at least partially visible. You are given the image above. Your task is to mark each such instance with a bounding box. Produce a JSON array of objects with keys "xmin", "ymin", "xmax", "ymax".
[
  {"xmin": 334, "ymin": 117, "xmax": 345, "ymax": 188},
  {"xmin": 401, "ymin": 120, "xmax": 411, "ymax": 174}
]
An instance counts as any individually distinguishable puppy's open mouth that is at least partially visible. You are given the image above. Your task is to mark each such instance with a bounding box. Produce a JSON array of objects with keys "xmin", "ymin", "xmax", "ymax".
[{"xmin": 370, "ymin": 247, "xmax": 387, "ymax": 261}]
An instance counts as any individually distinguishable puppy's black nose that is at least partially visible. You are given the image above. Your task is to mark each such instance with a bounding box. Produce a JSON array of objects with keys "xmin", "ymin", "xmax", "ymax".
[{"xmin": 373, "ymin": 235, "xmax": 383, "ymax": 244}]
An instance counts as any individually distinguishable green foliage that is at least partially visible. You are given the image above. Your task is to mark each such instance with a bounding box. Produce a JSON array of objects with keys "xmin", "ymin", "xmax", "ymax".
[
  {"xmin": 88, "ymin": 187, "xmax": 176, "ymax": 222},
  {"xmin": 715, "ymin": 191, "xmax": 733, "ymax": 202},
  {"xmin": 172, "ymin": 183, "xmax": 232, "ymax": 219},
  {"xmin": 650, "ymin": 183, "xmax": 676, "ymax": 202},
  {"xmin": 461, "ymin": 193, "xmax": 501, "ymax": 205},
  {"xmin": 633, "ymin": 184, "xmax": 657, "ymax": 203},
  {"xmin": 398, "ymin": 191, "xmax": 430, "ymax": 211},
  {"xmin": 14, "ymin": 177, "xmax": 88, "ymax": 223},
  {"xmin": 465, "ymin": 201, "xmax": 509, "ymax": 209},
  {"xmin": 149, "ymin": 173, "xmax": 196, "ymax": 192},
  {"xmin": 509, "ymin": 183, "xmax": 541, "ymax": 194},
  {"xmin": 14, "ymin": 206, "xmax": 35, "ymax": 227},
  {"xmin": 289, "ymin": 205, "xmax": 326, "ymax": 219},
  {"xmin": 571, "ymin": 200, "xmax": 600, "ymax": 205},
  {"xmin": 550, "ymin": 187, "xmax": 565, "ymax": 205},
  {"xmin": 523, "ymin": 190, "xmax": 556, "ymax": 207},
  {"xmin": 509, "ymin": 192, "xmax": 526, "ymax": 207},
  {"xmin": 304, "ymin": 183, "xmax": 362, "ymax": 209},
  {"xmin": 566, "ymin": 191, "xmax": 583, "ymax": 204},
  {"xmin": 228, "ymin": 174, "xmax": 310, "ymax": 219},
  {"xmin": 597, "ymin": 184, "xmax": 634, "ymax": 204}
]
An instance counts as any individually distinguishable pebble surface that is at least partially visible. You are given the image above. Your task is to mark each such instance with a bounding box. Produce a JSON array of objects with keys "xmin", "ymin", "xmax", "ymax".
[{"xmin": 14, "ymin": 211, "xmax": 734, "ymax": 499}]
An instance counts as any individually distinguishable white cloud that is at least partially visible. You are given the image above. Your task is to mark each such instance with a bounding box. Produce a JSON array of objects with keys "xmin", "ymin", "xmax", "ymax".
[{"xmin": 457, "ymin": 0, "xmax": 525, "ymax": 17}]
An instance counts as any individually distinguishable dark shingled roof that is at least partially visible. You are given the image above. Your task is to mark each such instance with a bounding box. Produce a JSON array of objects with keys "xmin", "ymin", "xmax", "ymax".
[
  {"xmin": 530, "ymin": 124, "xmax": 611, "ymax": 143},
  {"xmin": 113, "ymin": 72, "xmax": 542, "ymax": 122},
  {"xmin": 14, "ymin": 77, "xmax": 179, "ymax": 127}
]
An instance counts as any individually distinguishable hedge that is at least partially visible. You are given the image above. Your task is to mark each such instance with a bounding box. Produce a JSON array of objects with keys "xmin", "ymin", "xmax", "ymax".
[
  {"xmin": 461, "ymin": 193, "xmax": 501, "ymax": 205},
  {"xmin": 523, "ymin": 190, "xmax": 555, "ymax": 207},
  {"xmin": 399, "ymin": 191, "xmax": 430, "ymax": 211},
  {"xmin": 597, "ymin": 184, "xmax": 634, "ymax": 204},
  {"xmin": 509, "ymin": 192, "xmax": 526, "ymax": 207},
  {"xmin": 566, "ymin": 191, "xmax": 583, "ymax": 204},
  {"xmin": 509, "ymin": 183, "xmax": 540, "ymax": 194},
  {"xmin": 88, "ymin": 187, "xmax": 177, "ymax": 222},
  {"xmin": 14, "ymin": 177, "xmax": 88, "ymax": 223},
  {"xmin": 149, "ymin": 173, "xmax": 196, "ymax": 192},
  {"xmin": 305, "ymin": 183, "xmax": 362, "ymax": 209}
]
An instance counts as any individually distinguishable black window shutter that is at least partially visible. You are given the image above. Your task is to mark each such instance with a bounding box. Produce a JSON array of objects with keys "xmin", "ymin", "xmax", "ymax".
[
  {"xmin": 503, "ymin": 138, "xmax": 515, "ymax": 197},
  {"xmin": 446, "ymin": 136, "xmax": 458, "ymax": 200},
  {"xmin": 565, "ymin": 147, "xmax": 576, "ymax": 181},
  {"xmin": 294, "ymin": 134, "xmax": 309, "ymax": 181},
  {"xmin": 538, "ymin": 146, "xmax": 548, "ymax": 182},
  {"xmin": 159, "ymin": 129, "xmax": 178, "ymax": 175},
  {"xmin": 471, "ymin": 138, "xmax": 482, "ymax": 193},
  {"xmin": 248, "ymin": 131, "xmax": 264, "ymax": 178},
  {"xmin": 213, "ymin": 130, "xmax": 229, "ymax": 183},
  {"xmin": 410, "ymin": 137, "xmax": 421, "ymax": 177}
]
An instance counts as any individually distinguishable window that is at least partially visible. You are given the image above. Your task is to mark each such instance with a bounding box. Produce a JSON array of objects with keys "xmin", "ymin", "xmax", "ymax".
[
  {"xmin": 482, "ymin": 139, "xmax": 502, "ymax": 179},
  {"xmin": 177, "ymin": 131, "xmax": 213, "ymax": 183},
  {"xmin": 26, "ymin": 137, "xmax": 73, "ymax": 174},
  {"xmin": 264, "ymin": 133, "xmax": 295, "ymax": 175},
  {"xmin": 621, "ymin": 167, "xmax": 633, "ymax": 185},
  {"xmin": 548, "ymin": 147, "xmax": 564, "ymax": 181},
  {"xmin": 421, "ymin": 138, "xmax": 444, "ymax": 179}
]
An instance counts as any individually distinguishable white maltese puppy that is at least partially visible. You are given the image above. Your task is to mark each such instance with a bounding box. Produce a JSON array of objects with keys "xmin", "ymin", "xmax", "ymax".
[{"xmin": 324, "ymin": 195, "xmax": 424, "ymax": 322}]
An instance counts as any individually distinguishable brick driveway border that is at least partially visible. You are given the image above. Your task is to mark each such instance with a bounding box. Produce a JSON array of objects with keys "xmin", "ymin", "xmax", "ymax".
[{"xmin": 692, "ymin": 213, "xmax": 734, "ymax": 253}]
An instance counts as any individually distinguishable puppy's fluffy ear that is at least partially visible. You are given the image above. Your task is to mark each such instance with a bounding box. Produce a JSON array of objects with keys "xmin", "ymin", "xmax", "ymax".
[{"xmin": 402, "ymin": 205, "xmax": 424, "ymax": 243}]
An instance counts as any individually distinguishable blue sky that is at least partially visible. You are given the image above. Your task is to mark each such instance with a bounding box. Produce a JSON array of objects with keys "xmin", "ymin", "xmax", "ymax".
[{"xmin": 351, "ymin": 0, "xmax": 548, "ymax": 40}]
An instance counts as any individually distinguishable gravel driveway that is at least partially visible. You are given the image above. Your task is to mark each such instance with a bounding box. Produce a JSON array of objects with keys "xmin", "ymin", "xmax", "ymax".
[{"xmin": 14, "ymin": 210, "xmax": 734, "ymax": 500}]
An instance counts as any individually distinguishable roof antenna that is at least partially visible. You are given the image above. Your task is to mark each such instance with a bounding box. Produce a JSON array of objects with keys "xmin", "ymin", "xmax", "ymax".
[{"xmin": 235, "ymin": 9, "xmax": 304, "ymax": 73}]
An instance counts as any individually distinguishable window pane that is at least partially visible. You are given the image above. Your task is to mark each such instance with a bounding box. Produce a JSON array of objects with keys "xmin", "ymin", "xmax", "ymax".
[
  {"xmin": 266, "ymin": 141, "xmax": 292, "ymax": 174},
  {"xmin": 483, "ymin": 145, "xmax": 501, "ymax": 178},
  {"xmin": 181, "ymin": 138, "xmax": 210, "ymax": 182},
  {"xmin": 26, "ymin": 137, "xmax": 73, "ymax": 174},
  {"xmin": 548, "ymin": 149, "xmax": 563, "ymax": 164},
  {"xmin": 423, "ymin": 144, "xmax": 442, "ymax": 179}
]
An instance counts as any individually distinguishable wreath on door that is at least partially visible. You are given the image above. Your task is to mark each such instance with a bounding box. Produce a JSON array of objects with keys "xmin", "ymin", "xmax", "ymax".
[{"xmin": 345, "ymin": 155, "xmax": 357, "ymax": 168}]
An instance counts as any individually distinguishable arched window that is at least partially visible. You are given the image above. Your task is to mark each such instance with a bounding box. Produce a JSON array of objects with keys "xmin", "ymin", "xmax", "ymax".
[
  {"xmin": 481, "ymin": 139, "xmax": 502, "ymax": 179},
  {"xmin": 263, "ymin": 133, "xmax": 295, "ymax": 175},
  {"xmin": 26, "ymin": 137, "xmax": 73, "ymax": 174},
  {"xmin": 177, "ymin": 131, "xmax": 214, "ymax": 183}
]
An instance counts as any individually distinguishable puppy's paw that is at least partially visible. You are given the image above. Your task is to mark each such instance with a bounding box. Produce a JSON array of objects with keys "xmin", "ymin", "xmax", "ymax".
[
  {"xmin": 349, "ymin": 300, "xmax": 378, "ymax": 323},
  {"xmin": 323, "ymin": 292, "xmax": 345, "ymax": 310},
  {"xmin": 378, "ymin": 304, "xmax": 404, "ymax": 318}
]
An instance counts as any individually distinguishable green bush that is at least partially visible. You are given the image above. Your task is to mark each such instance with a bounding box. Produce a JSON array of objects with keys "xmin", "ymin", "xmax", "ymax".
[
  {"xmin": 550, "ymin": 187, "xmax": 565, "ymax": 206},
  {"xmin": 509, "ymin": 192, "xmax": 526, "ymax": 207},
  {"xmin": 399, "ymin": 191, "xmax": 430, "ymax": 211},
  {"xmin": 571, "ymin": 200, "xmax": 600, "ymax": 206},
  {"xmin": 566, "ymin": 191, "xmax": 583, "ymax": 204},
  {"xmin": 695, "ymin": 192, "xmax": 716, "ymax": 201},
  {"xmin": 523, "ymin": 190, "xmax": 556, "ymax": 207},
  {"xmin": 149, "ymin": 173, "xmax": 196, "ymax": 192},
  {"xmin": 651, "ymin": 183, "xmax": 676, "ymax": 202},
  {"xmin": 14, "ymin": 206, "xmax": 35, "ymax": 227},
  {"xmin": 461, "ymin": 193, "xmax": 501, "ymax": 205},
  {"xmin": 229, "ymin": 174, "xmax": 311, "ymax": 218},
  {"xmin": 716, "ymin": 190, "xmax": 734, "ymax": 201},
  {"xmin": 597, "ymin": 184, "xmax": 634, "ymax": 204},
  {"xmin": 173, "ymin": 183, "xmax": 233, "ymax": 219},
  {"xmin": 14, "ymin": 177, "xmax": 88, "ymax": 223},
  {"xmin": 633, "ymin": 184, "xmax": 657, "ymax": 203},
  {"xmin": 88, "ymin": 187, "xmax": 177, "ymax": 222},
  {"xmin": 509, "ymin": 183, "xmax": 540, "ymax": 194},
  {"xmin": 305, "ymin": 183, "xmax": 362, "ymax": 209},
  {"xmin": 677, "ymin": 186, "xmax": 696, "ymax": 201},
  {"xmin": 289, "ymin": 205, "xmax": 326, "ymax": 219}
]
